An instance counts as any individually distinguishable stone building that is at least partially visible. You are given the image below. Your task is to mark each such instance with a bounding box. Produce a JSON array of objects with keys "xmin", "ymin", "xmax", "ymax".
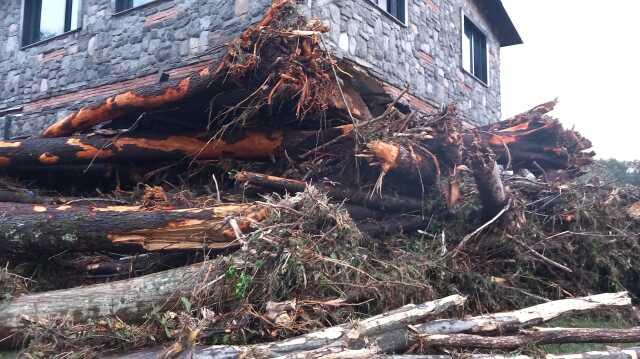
[{"xmin": 0, "ymin": 0, "xmax": 520, "ymax": 137}]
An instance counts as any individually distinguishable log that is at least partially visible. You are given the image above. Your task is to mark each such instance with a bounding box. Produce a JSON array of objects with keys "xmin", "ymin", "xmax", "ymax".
[
  {"xmin": 0, "ymin": 126, "xmax": 352, "ymax": 169},
  {"xmin": 117, "ymin": 295, "xmax": 467, "ymax": 359},
  {"xmin": 0, "ymin": 260, "xmax": 231, "ymax": 347},
  {"xmin": 0, "ymin": 201, "xmax": 269, "ymax": 256},
  {"xmin": 235, "ymin": 171, "xmax": 427, "ymax": 212},
  {"xmin": 419, "ymin": 327, "xmax": 640, "ymax": 350},
  {"xmin": 41, "ymin": 63, "xmax": 222, "ymax": 138},
  {"xmin": 466, "ymin": 138, "xmax": 508, "ymax": 218},
  {"xmin": 413, "ymin": 292, "xmax": 632, "ymax": 335},
  {"xmin": 366, "ymin": 140, "xmax": 440, "ymax": 190}
]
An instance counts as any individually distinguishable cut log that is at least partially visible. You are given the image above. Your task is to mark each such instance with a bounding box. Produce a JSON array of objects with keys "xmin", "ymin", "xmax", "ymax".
[
  {"xmin": 366, "ymin": 140, "xmax": 440, "ymax": 190},
  {"xmin": 466, "ymin": 137, "xmax": 508, "ymax": 218},
  {"xmin": 117, "ymin": 295, "xmax": 467, "ymax": 359},
  {"xmin": 419, "ymin": 327, "xmax": 640, "ymax": 350},
  {"xmin": 0, "ymin": 127, "xmax": 352, "ymax": 169},
  {"xmin": 41, "ymin": 63, "xmax": 222, "ymax": 138},
  {"xmin": 0, "ymin": 261, "xmax": 231, "ymax": 347},
  {"xmin": 0, "ymin": 202, "xmax": 268, "ymax": 256},
  {"xmin": 413, "ymin": 292, "xmax": 632, "ymax": 335},
  {"xmin": 235, "ymin": 171, "xmax": 427, "ymax": 212}
]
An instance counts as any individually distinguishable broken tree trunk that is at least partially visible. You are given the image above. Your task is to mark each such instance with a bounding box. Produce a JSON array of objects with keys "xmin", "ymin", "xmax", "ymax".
[
  {"xmin": 41, "ymin": 63, "xmax": 222, "ymax": 138},
  {"xmin": 413, "ymin": 292, "xmax": 632, "ymax": 335},
  {"xmin": 366, "ymin": 140, "xmax": 441, "ymax": 190},
  {"xmin": 0, "ymin": 260, "xmax": 232, "ymax": 347},
  {"xmin": 418, "ymin": 327, "xmax": 640, "ymax": 350},
  {"xmin": 0, "ymin": 126, "xmax": 352, "ymax": 169},
  {"xmin": 235, "ymin": 171, "xmax": 427, "ymax": 212},
  {"xmin": 118, "ymin": 295, "xmax": 467, "ymax": 359},
  {"xmin": 0, "ymin": 202, "xmax": 268, "ymax": 256}
]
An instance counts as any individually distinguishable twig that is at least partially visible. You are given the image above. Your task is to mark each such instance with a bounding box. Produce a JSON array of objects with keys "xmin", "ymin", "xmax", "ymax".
[
  {"xmin": 514, "ymin": 238, "xmax": 573, "ymax": 273},
  {"xmin": 452, "ymin": 202, "xmax": 511, "ymax": 256}
]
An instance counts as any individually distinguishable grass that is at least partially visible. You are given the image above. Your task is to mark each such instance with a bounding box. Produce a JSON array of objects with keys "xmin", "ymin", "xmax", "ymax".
[{"xmin": 541, "ymin": 315, "xmax": 639, "ymax": 354}]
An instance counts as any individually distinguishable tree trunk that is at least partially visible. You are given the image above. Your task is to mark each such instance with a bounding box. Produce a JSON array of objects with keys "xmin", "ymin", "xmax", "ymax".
[
  {"xmin": 0, "ymin": 260, "xmax": 233, "ymax": 347},
  {"xmin": 41, "ymin": 63, "xmax": 224, "ymax": 138},
  {"xmin": 419, "ymin": 327, "xmax": 640, "ymax": 350},
  {"xmin": 366, "ymin": 140, "xmax": 441, "ymax": 189},
  {"xmin": 0, "ymin": 127, "xmax": 352, "ymax": 169},
  {"xmin": 235, "ymin": 171, "xmax": 427, "ymax": 212},
  {"xmin": 117, "ymin": 295, "xmax": 467, "ymax": 359},
  {"xmin": 0, "ymin": 202, "xmax": 268, "ymax": 256},
  {"xmin": 413, "ymin": 292, "xmax": 632, "ymax": 335}
]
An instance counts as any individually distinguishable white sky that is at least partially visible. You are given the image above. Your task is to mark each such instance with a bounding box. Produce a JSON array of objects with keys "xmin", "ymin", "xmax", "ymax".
[{"xmin": 500, "ymin": 0, "xmax": 640, "ymax": 161}]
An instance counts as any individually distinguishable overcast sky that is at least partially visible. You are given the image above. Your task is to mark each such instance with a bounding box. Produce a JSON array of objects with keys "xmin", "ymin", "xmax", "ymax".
[{"xmin": 500, "ymin": 0, "xmax": 640, "ymax": 161}]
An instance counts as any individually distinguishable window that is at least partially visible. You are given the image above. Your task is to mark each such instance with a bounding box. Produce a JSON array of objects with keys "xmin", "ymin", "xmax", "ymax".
[
  {"xmin": 115, "ymin": 0, "xmax": 156, "ymax": 13},
  {"xmin": 22, "ymin": 0, "xmax": 81, "ymax": 46},
  {"xmin": 462, "ymin": 16, "xmax": 488, "ymax": 84},
  {"xmin": 371, "ymin": 0, "xmax": 406, "ymax": 24}
]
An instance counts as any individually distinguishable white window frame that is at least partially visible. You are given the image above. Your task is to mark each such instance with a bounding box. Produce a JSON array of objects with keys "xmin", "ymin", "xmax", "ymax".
[
  {"xmin": 20, "ymin": 0, "xmax": 84, "ymax": 49},
  {"xmin": 460, "ymin": 10, "xmax": 489, "ymax": 87},
  {"xmin": 366, "ymin": 0, "xmax": 409, "ymax": 27}
]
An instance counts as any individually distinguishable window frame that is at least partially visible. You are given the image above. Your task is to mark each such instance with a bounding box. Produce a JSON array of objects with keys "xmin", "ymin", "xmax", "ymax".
[
  {"xmin": 460, "ymin": 11, "xmax": 490, "ymax": 87},
  {"xmin": 112, "ymin": 0, "xmax": 165, "ymax": 16},
  {"xmin": 20, "ymin": 0, "xmax": 83, "ymax": 49},
  {"xmin": 366, "ymin": 0, "xmax": 408, "ymax": 27}
]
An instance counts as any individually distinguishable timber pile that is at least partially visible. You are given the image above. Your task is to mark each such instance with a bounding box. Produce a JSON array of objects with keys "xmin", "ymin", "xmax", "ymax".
[{"xmin": 1, "ymin": 1, "xmax": 638, "ymax": 357}]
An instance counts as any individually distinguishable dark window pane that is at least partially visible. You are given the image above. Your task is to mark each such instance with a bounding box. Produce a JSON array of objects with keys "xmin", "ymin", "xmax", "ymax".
[
  {"xmin": 472, "ymin": 29, "xmax": 487, "ymax": 82},
  {"xmin": 23, "ymin": 0, "xmax": 79, "ymax": 46},
  {"xmin": 116, "ymin": 0, "xmax": 155, "ymax": 12},
  {"xmin": 385, "ymin": 0, "xmax": 405, "ymax": 23}
]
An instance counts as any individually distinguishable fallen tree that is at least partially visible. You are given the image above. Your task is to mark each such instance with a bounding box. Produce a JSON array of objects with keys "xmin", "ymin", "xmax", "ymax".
[
  {"xmin": 0, "ymin": 202, "xmax": 268, "ymax": 256},
  {"xmin": 418, "ymin": 327, "xmax": 640, "ymax": 350},
  {"xmin": 0, "ymin": 261, "xmax": 229, "ymax": 346}
]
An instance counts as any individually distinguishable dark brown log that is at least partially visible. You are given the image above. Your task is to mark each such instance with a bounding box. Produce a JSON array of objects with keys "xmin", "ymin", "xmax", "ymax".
[
  {"xmin": 0, "ymin": 202, "xmax": 268, "ymax": 256},
  {"xmin": 234, "ymin": 171, "xmax": 427, "ymax": 212},
  {"xmin": 0, "ymin": 127, "xmax": 352, "ymax": 169},
  {"xmin": 0, "ymin": 261, "xmax": 230, "ymax": 347},
  {"xmin": 366, "ymin": 140, "xmax": 440, "ymax": 188},
  {"xmin": 41, "ymin": 64, "xmax": 223, "ymax": 138},
  {"xmin": 419, "ymin": 327, "xmax": 640, "ymax": 350}
]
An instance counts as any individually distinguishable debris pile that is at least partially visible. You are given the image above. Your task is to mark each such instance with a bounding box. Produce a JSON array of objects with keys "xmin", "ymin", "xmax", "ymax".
[{"xmin": 1, "ymin": 1, "xmax": 638, "ymax": 357}]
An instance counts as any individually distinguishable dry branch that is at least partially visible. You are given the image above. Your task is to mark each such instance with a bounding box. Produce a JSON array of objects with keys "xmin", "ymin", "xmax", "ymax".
[{"xmin": 235, "ymin": 171, "xmax": 427, "ymax": 212}]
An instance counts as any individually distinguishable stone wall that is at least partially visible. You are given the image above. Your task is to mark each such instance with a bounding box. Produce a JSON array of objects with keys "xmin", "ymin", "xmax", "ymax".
[
  {"xmin": 0, "ymin": 0, "xmax": 503, "ymax": 138},
  {"xmin": 0, "ymin": 0, "xmax": 271, "ymax": 136},
  {"xmin": 306, "ymin": 0, "xmax": 503, "ymax": 124}
]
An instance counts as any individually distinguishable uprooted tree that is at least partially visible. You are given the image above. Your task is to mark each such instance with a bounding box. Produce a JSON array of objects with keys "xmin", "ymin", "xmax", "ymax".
[{"xmin": 2, "ymin": 1, "xmax": 637, "ymax": 358}]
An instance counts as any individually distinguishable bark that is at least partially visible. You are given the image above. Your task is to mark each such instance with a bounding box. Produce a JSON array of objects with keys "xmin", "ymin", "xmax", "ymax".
[
  {"xmin": 41, "ymin": 64, "xmax": 223, "ymax": 138},
  {"xmin": 0, "ymin": 260, "xmax": 232, "ymax": 347},
  {"xmin": 474, "ymin": 100, "xmax": 594, "ymax": 173},
  {"xmin": 466, "ymin": 138, "xmax": 508, "ymax": 218},
  {"xmin": 366, "ymin": 140, "xmax": 441, "ymax": 188},
  {"xmin": 419, "ymin": 327, "xmax": 640, "ymax": 350},
  {"xmin": 117, "ymin": 295, "xmax": 467, "ymax": 359},
  {"xmin": 0, "ymin": 201, "xmax": 268, "ymax": 256},
  {"xmin": 413, "ymin": 292, "xmax": 632, "ymax": 335},
  {"xmin": 235, "ymin": 171, "xmax": 427, "ymax": 212},
  {"xmin": 0, "ymin": 127, "xmax": 352, "ymax": 169}
]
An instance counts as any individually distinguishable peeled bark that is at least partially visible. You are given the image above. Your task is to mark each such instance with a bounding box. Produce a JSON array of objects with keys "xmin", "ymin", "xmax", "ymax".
[
  {"xmin": 0, "ymin": 201, "xmax": 268, "ymax": 256},
  {"xmin": 235, "ymin": 171, "xmax": 427, "ymax": 212},
  {"xmin": 118, "ymin": 295, "xmax": 467, "ymax": 359},
  {"xmin": 0, "ymin": 260, "xmax": 231, "ymax": 346},
  {"xmin": 419, "ymin": 327, "xmax": 640, "ymax": 350},
  {"xmin": 366, "ymin": 140, "xmax": 441, "ymax": 187},
  {"xmin": 413, "ymin": 292, "xmax": 632, "ymax": 335},
  {"xmin": 41, "ymin": 64, "xmax": 222, "ymax": 138},
  {"xmin": 0, "ymin": 127, "xmax": 352, "ymax": 169}
]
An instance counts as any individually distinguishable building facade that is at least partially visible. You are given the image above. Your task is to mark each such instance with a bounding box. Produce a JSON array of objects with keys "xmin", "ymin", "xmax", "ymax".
[{"xmin": 0, "ymin": 0, "xmax": 520, "ymax": 138}]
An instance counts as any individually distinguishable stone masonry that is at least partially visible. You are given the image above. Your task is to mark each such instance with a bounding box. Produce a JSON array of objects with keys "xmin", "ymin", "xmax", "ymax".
[{"xmin": 0, "ymin": 0, "xmax": 513, "ymax": 137}]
